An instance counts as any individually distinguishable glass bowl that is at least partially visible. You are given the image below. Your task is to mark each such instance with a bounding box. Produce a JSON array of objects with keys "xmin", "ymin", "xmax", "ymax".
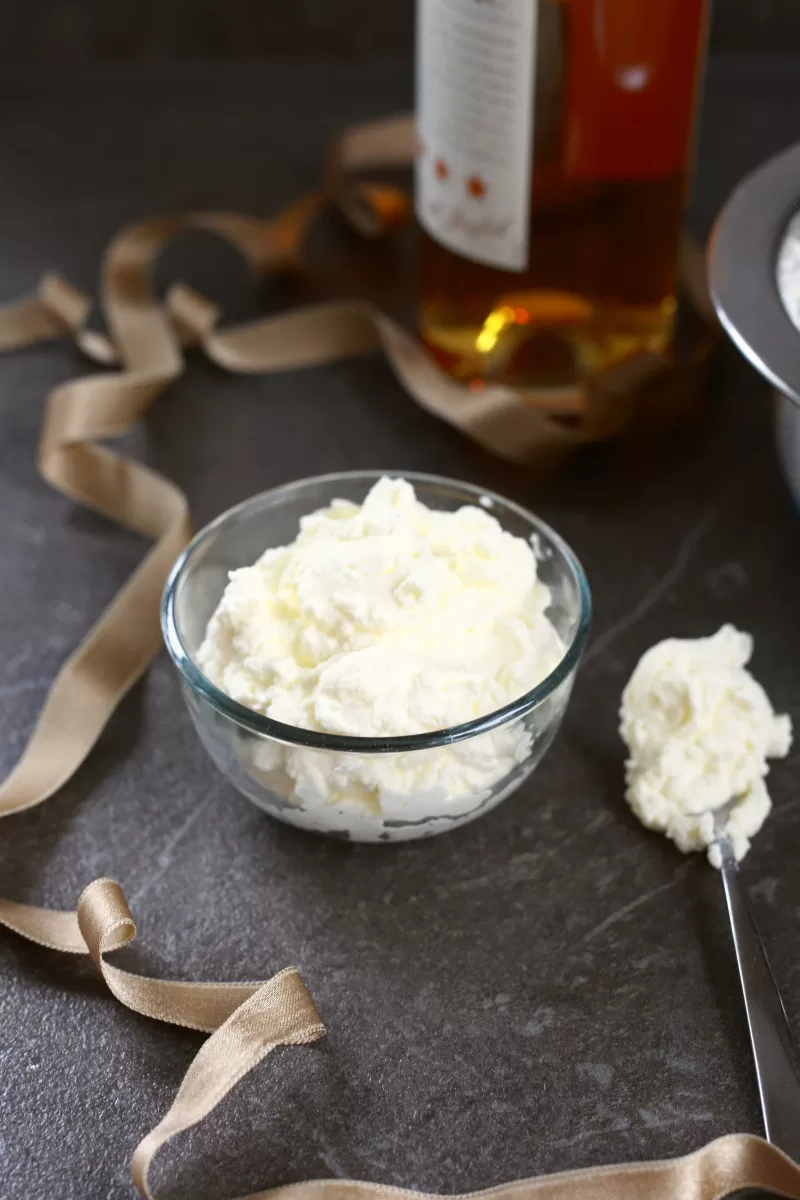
[{"xmin": 161, "ymin": 471, "xmax": 591, "ymax": 842}]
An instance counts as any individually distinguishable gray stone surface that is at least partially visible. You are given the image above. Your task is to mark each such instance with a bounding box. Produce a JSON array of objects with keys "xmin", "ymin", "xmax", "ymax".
[
  {"xmin": 1, "ymin": 58, "xmax": 800, "ymax": 1200},
  {"xmin": 3, "ymin": 0, "xmax": 800, "ymax": 60}
]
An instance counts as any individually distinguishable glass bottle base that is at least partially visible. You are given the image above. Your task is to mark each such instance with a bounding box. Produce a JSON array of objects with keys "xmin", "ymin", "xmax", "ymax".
[{"xmin": 420, "ymin": 292, "xmax": 677, "ymax": 392}]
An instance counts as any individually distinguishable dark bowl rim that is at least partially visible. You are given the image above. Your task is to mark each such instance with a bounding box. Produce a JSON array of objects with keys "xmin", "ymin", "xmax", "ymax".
[
  {"xmin": 709, "ymin": 140, "xmax": 800, "ymax": 405},
  {"xmin": 161, "ymin": 470, "xmax": 592, "ymax": 753}
]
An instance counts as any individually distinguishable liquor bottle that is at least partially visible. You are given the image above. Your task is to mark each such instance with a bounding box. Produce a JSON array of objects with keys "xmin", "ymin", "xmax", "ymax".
[{"xmin": 415, "ymin": 0, "xmax": 709, "ymax": 391}]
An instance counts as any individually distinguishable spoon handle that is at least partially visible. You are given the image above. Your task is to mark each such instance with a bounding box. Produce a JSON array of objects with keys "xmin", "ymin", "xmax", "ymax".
[{"xmin": 718, "ymin": 836, "xmax": 800, "ymax": 1161}]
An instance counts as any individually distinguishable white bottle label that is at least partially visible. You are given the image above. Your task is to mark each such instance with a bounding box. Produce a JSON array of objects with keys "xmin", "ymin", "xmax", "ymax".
[{"xmin": 415, "ymin": 0, "xmax": 538, "ymax": 273}]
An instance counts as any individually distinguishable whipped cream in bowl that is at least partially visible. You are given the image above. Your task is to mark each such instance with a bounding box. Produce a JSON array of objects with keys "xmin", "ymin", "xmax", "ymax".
[{"xmin": 162, "ymin": 472, "xmax": 591, "ymax": 842}]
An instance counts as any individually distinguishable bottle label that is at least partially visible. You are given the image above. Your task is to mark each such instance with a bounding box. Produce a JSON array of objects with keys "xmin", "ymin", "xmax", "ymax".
[{"xmin": 415, "ymin": 0, "xmax": 538, "ymax": 274}]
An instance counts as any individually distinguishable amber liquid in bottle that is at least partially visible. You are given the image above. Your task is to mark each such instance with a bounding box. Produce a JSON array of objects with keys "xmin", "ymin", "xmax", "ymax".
[{"xmin": 417, "ymin": 0, "xmax": 708, "ymax": 390}]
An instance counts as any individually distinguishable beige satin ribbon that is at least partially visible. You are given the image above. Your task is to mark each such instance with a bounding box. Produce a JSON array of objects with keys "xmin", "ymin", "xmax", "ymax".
[
  {"xmin": 6, "ymin": 882, "xmax": 800, "ymax": 1200},
  {"xmin": 0, "ymin": 114, "xmax": 764, "ymax": 1198},
  {"xmin": 0, "ymin": 878, "xmax": 325, "ymax": 1200}
]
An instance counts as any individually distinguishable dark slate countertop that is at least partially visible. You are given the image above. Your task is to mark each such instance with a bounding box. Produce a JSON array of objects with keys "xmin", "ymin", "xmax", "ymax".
[{"xmin": 2, "ymin": 57, "xmax": 800, "ymax": 1200}]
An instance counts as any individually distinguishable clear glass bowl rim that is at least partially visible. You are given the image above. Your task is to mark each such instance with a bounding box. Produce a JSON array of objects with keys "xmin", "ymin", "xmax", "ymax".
[{"xmin": 161, "ymin": 470, "xmax": 592, "ymax": 755}]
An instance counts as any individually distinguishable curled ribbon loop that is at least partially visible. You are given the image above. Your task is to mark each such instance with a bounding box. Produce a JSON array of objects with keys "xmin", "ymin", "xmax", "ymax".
[{"xmin": 0, "ymin": 879, "xmax": 325, "ymax": 1200}]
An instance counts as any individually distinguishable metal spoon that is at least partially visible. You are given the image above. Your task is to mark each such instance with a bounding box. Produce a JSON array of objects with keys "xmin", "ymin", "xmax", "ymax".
[{"xmin": 712, "ymin": 803, "xmax": 800, "ymax": 1160}]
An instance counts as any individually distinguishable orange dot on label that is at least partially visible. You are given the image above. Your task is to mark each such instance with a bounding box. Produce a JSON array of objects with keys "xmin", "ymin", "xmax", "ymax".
[
  {"xmin": 467, "ymin": 174, "xmax": 487, "ymax": 200},
  {"xmin": 434, "ymin": 158, "xmax": 449, "ymax": 181}
]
